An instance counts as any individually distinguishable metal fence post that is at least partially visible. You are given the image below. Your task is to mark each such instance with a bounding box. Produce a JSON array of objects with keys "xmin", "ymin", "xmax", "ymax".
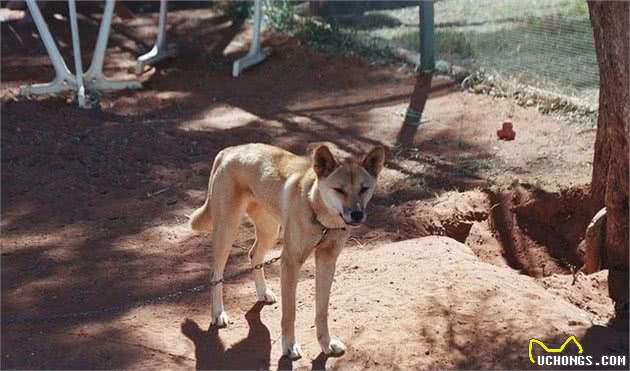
[
  {"xmin": 398, "ymin": 0, "xmax": 435, "ymax": 137},
  {"xmin": 419, "ymin": 0, "xmax": 435, "ymax": 72}
]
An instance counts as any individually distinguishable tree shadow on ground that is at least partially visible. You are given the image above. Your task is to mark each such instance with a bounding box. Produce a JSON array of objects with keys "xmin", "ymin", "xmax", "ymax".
[
  {"xmin": 327, "ymin": 13, "xmax": 403, "ymax": 30},
  {"xmin": 425, "ymin": 295, "xmax": 629, "ymax": 370},
  {"xmin": 328, "ymin": 285, "xmax": 551, "ymax": 369},
  {"xmin": 580, "ymin": 324, "xmax": 629, "ymax": 369}
]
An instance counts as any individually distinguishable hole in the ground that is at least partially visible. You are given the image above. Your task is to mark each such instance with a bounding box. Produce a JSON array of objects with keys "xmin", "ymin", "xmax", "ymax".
[
  {"xmin": 371, "ymin": 185, "xmax": 595, "ymax": 279},
  {"xmin": 443, "ymin": 220, "xmax": 474, "ymax": 243},
  {"xmin": 484, "ymin": 185, "xmax": 595, "ymax": 277}
]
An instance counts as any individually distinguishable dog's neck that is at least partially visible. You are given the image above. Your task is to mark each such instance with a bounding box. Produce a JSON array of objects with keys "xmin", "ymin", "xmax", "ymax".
[{"xmin": 308, "ymin": 180, "xmax": 347, "ymax": 230}]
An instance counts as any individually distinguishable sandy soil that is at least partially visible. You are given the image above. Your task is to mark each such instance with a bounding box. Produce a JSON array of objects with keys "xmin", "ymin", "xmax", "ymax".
[{"xmin": 1, "ymin": 6, "xmax": 625, "ymax": 370}]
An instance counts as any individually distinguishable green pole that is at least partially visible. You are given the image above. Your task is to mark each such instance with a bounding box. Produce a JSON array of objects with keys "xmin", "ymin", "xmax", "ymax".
[
  {"xmin": 399, "ymin": 0, "xmax": 435, "ymax": 133},
  {"xmin": 419, "ymin": 0, "xmax": 435, "ymax": 72}
]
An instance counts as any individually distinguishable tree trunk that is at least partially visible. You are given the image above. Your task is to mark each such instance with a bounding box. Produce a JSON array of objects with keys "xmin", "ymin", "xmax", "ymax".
[{"xmin": 587, "ymin": 1, "xmax": 629, "ymax": 316}]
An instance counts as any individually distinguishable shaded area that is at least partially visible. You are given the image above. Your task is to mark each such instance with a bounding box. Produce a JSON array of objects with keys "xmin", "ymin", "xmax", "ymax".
[
  {"xmin": 396, "ymin": 71, "xmax": 436, "ymax": 146},
  {"xmin": 423, "ymin": 298, "xmax": 629, "ymax": 370},
  {"xmin": 330, "ymin": 13, "xmax": 402, "ymax": 31},
  {"xmin": 181, "ymin": 302, "xmax": 271, "ymax": 370},
  {"xmin": 308, "ymin": 1, "xmax": 415, "ymax": 17},
  {"xmin": 580, "ymin": 324, "xmax": 630, "ymax": 370},
  {"xmin": 419, "ymin": 292, "xmax": 541, "ymax": 369}
]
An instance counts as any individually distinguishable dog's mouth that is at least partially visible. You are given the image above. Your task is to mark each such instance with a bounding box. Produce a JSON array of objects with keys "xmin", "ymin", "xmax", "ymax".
[
  {"xmin": 345, "ymin": 221, "xmax": 363, "ymax": 228},
  {"xmin": 340, "ymin": 213, "xmax": 365, "ymax": 227}
]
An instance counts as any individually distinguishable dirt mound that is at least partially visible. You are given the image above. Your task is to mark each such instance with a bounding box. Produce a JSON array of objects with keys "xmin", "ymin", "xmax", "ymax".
[
  {"xmin": 194, "ymin": 236, "xmax": 622, "ymax": 370},
  {"xmin": 316, "ymin": 236, "xmax": 597, "ymax": 370},
  {"xmin": 541, "ymin": 271, "xmax": 613, "ymax": 324},
  {"xmin": 369, "ymin": 185, "xmax": 616, "ymax": 330}
]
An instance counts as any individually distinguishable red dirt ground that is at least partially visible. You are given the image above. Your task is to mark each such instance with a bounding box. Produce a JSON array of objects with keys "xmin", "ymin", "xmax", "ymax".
[{"xmin": 2, "ymin": 6, "xmax": 624, "ymax": 370}]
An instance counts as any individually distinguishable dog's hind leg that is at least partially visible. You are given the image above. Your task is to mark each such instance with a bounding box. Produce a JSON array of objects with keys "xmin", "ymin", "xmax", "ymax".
[
  {"xmin": 246, "ymin": 202, "xmax": 280, "ymax": 304},
  {"xmin": 209, "ymin": 186, "xmax": 249, "ymax": 327}
]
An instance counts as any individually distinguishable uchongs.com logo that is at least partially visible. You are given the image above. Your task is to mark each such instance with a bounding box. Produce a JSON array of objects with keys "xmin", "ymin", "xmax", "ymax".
[{"xmin": 528, "ymin": 335, "xmax": 627, "ymax": 367}]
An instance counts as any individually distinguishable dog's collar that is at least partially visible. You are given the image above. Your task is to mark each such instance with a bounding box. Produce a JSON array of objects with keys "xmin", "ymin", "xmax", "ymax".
[
  {"xmin": 313, "ymin": 215, "xmax": 347, "ymax": 232},
  {"xmin": 312, "ymin": 215, "xmax": 346, "ymax": 248}
]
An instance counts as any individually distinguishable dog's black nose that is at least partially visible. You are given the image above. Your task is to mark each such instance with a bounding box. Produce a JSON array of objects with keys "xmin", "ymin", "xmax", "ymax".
[{"xmin": 350, "ymin": 211, "xmax": 364, "ymax": 221}]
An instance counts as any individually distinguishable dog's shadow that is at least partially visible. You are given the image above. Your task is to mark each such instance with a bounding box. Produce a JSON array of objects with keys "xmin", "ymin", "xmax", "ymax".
[{"xmin": 181, "ymin": 302, "xmax": 272, "ymax": 370}]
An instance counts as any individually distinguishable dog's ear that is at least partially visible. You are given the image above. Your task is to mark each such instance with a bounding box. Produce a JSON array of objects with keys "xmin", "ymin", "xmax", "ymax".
[
  {"xmin": 313, "ymin": 145, "xmax": 339, "ymax": 178},
  {"xmin": 362, "ymin": 145, "xmax": 385, "ymax": 177}
]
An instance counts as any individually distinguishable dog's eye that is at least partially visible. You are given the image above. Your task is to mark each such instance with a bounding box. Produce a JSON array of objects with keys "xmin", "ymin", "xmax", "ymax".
[
  {"xmin": 334, "ymin": 187, "xmax": 346, "ymax": 195},
  {"xmin": 359, "ymin": 186, "xmax": 370, "ymax": 194}
]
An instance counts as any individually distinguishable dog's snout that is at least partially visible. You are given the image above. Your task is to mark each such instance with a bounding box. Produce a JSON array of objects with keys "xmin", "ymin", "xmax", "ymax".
[{"xmin": 350, "ymin": 211, "xmax": 364, "ymax": 222}]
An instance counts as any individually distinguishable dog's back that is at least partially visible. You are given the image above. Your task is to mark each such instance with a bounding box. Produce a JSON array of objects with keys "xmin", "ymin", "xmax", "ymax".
[{"xmin": 190, "ymin": 143, "xmax": 310, "ymax": 231}]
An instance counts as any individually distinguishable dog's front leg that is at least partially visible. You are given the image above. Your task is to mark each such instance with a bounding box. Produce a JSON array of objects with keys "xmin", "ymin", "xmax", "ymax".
[
  {"xmin": 280, "ymin": 252, "xmax": 304, "ymax": 359},
  {"xmin": 315, "ymin": 244, "xmax": 346, "ymax": 356}
]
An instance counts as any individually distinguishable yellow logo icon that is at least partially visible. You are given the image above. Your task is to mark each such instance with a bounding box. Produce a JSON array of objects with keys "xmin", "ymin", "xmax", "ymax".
[{"xmin": 528, "ymin": 335, "xmax": 584, "ymax": 364}]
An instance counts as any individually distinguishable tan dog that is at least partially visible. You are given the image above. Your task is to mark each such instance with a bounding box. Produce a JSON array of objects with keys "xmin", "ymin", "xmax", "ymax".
[{"xmin": 190, "ymin": 143, "xmax": 384, "ymax": 359}]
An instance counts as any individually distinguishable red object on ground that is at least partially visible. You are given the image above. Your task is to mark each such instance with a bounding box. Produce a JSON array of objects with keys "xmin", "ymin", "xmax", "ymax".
[{"xmin": 497, "ymin": 119, "xmax": 516, "ymax": 140}]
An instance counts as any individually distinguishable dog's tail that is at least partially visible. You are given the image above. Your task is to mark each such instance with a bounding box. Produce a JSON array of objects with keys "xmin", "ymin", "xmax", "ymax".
[
  {"xmin": 190, "ymin": 197, "xmax": 213, "ymax": 232},
  {"xmin": 190, "ymin": 153, "xmax": 223, "ymax": 232}
]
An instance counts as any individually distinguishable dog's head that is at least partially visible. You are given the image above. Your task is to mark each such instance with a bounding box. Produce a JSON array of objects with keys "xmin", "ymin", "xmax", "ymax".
[{"xmin": 313, "ymin": 145, "xmax": 385, "ymax": 226}]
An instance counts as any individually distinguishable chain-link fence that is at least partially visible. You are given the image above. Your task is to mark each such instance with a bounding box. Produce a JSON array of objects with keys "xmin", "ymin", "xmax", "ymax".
[{"xmin": 280, "ymin": 0, "xmax": 598, "ymax": 109}]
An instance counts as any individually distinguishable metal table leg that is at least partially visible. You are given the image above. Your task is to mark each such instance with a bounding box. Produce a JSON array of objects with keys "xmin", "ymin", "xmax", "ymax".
[
  {"xmin": 135, "ymin": 0, "xmax": 177, "ymax": 74},
  {"xmin": 68, "ymin": 0, "xmax": 87, "ymax": 107},
  {"xmin": 19, "ymin": 0, "xmax": 142, "ymax": 107},
  {"xmin": 19, "ymin": 0, "xmax": 75, "ymax": 96},
  {"xmin": 84, "ymin": 0, "xmax": 142, "ymax": 92},
  {"xmin": 232, "ymin": 0, "xmax": 270, "ymax": 77}
]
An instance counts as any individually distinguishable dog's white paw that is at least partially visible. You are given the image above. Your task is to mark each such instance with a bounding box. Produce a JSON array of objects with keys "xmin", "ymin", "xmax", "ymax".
[
  {"xmin": 321, "ymin": 337, "xmax": 346, "ymax": 356},
  {"xmin": 257, "ymin": 289, "xmax": 277, "ymax": 304},
  {"xmin": 282, "ymin": 337, "xmax": 302, "ymax": 360},
  {"xmin": 210, "ymin": 311, "xmax": 230, "ymax": 327}
]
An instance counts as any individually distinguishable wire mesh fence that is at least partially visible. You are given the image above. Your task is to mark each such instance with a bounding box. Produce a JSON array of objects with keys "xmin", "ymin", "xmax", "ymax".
[{"xmin": 279, "ymin": 0, "xmax": 599, "ymax": 109}]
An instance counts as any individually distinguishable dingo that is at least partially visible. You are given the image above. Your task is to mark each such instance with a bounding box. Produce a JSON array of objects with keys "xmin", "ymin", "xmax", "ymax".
[{"xmin": 190, "ymin": 143, "xmax": 384, "ymax": 359}]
